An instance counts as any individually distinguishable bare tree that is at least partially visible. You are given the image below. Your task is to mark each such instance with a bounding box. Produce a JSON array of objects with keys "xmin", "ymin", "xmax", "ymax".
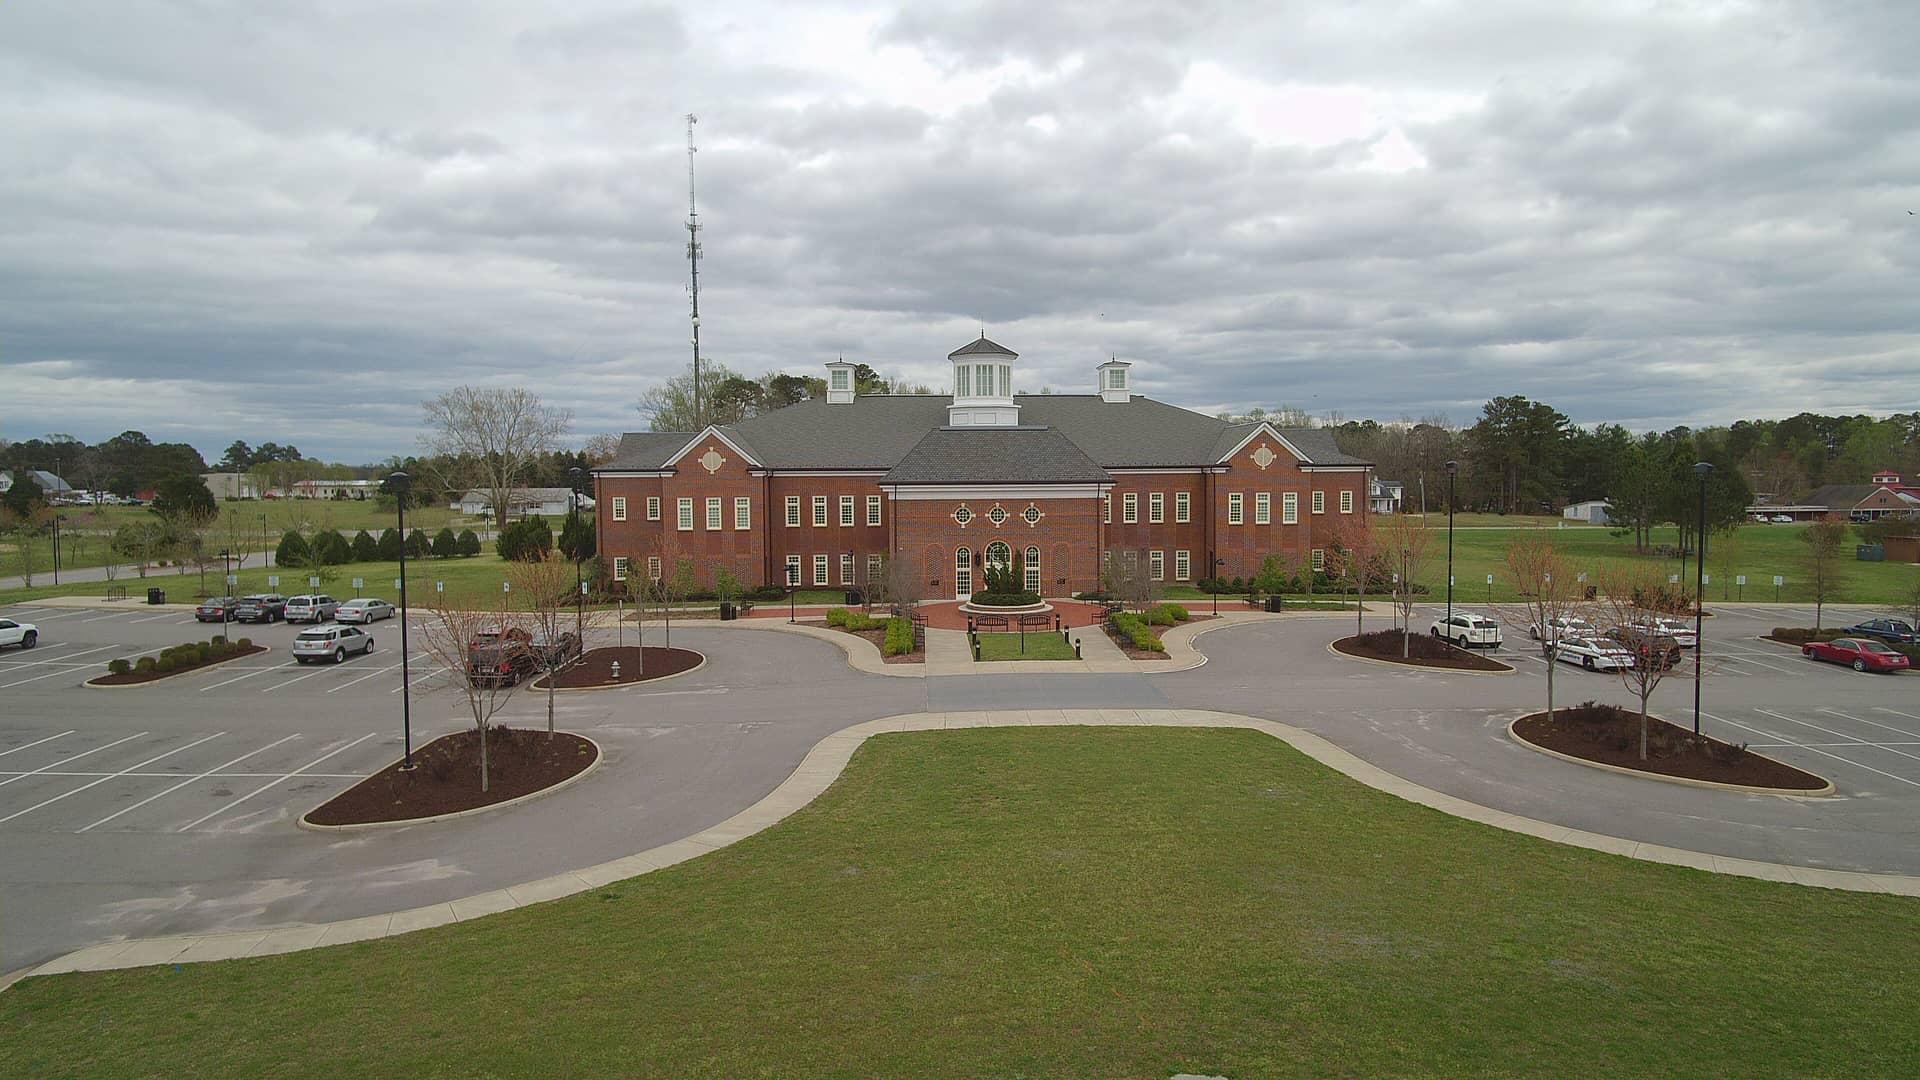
[
  {"xmin": 1105, "ymin": 549, "xmax": 1158, "ymax": 613},
  {"xmin": 1, "ymin": 504, "xmax": 54, "ymax": 586},
  {"xmin": 422, "ymin": 386, "xmax": 573, "ymax": 529},
  {"xmin": 112, "ymin": 520, "xmax": 172, "ymax": 579},
  {"xmin": 878, "ymin": 552, "xmax": 924, "ymax": 616},
  {"xmin": 508, "ymin": 552, "xmax": 596, "ymax": 735},
  {"xmin": 1376, "ymin": 512, "xmax": 1433, "ymax": 657},
  {"xmin": 1800, "ymin": 520, "xmax": 1848, "ymax": 629},
  {"xmin": 1331, "ymin": 514, "xmax": 1383, "ymax": 636},
  {"xmin": 1904, "ymin": 580, "xmax": 1920, "ymax": 634},
  {"xmin": 416, "ymin": 595, "xmax": 528, "ymax": 792},
  {"xmin": 1494, "ymin": 535, "xmax": 1595, "ymax": 723},
  {"xmin": 1595, "ymin": 565, "xmax": 1684, "ymax": 760}
]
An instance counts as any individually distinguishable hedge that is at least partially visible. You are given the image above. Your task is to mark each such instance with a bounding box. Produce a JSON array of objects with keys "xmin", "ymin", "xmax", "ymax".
[
  {"xmin": 1109, "ymin": 611, "xmax": 1165, "ymax": 652},
  {"xmin": 884, "ymin": 617, "xmax": 916, "ymax": 656},
  {"xmin": 970, "ymin": 590, "xmax": 1042, "ymax": 607}
]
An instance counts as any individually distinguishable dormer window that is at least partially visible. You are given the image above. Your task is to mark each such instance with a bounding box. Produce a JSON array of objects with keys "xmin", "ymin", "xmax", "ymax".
[
  {"xmin": 955, "ymin": 365, "xmax": 971, "ymax": 397},
  {"xmin": 1106, "ymin": 368, "xmax": 1127, "ymax": 390},
  {"xmin": 831, "ymin": 368, "xmax": 850, "ymax": 392}
]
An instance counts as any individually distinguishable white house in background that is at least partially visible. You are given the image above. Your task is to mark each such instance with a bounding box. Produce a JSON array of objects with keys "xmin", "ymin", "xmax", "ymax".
[
  {"xmin": 289, "ymin": 478, "xmax": 381, "ymax": 499},
  {"xmin": 1368, "ymin": 477, "xmax": 1404, "ymax": 514},
  {"xmin": 453, "ymin": 487, "xmax": 588, "ymax": 518},
  {"xmin": 201, "ymin": 472, "xmax": 261, "ymax": 500},
  {"xmin": 1563, "ymin": 499, "xmax": 1612, "ymax": 524}
]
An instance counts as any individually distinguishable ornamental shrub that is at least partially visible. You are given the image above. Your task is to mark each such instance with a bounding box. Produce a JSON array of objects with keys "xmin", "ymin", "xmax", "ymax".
[
  {"xmin": 351, "ymin": 530, "xmax": 379, "ymax": 562},
  {"xmin": 275, "ymin": 529, "xmax": 311, "ymax": 567},
  {"xmin": 456, "ymin": 529, "xmax": 481, "ymax": 557},
  {"xmin": 1164, "ymin": 603, "xmax": 1191, "ymax": 622},
  {"xmin": 432, "ymin": 527, "xmax": 458, "ymax": 558},
  {"xmin": 884, "ymin": 617, "xmax": 915, "ymax": 656},
  {"xmin": 154, "ymin": 656, "xmax": 177, "ymax": 674},
  {"xmin": 196, "ymin": 643, "xmax": 213, "ymax": 663},
  {"xmin": 108, "ymin": 658, "xmax": 132, "ymax": 676},
  {"xmin": 237, "ymin": 637, "xmax": 253, "ymax": 649},
  {"xmin": 377, "ymin": 527, "xmax": 404, "ymax": 561},
  {"xmin": 313, "ymin": 529, "xmax": 353, "ymax": 565},
  {"xmin": 1146, "ymin": 606, "xmax": 1176, "ymax": 626},
  {"xmin": 406, "ymin": 528, "xmax": 432, "ymax": 558},
  {"xmin": 135, "ymin": 656, "xmax": 156, "ymax": 674},
  {"xmin": 210, "ymin": 634, "xmax": 227, "ymax": 646},
  {"xmin": 824, "ymin": 607, "xmax": 851, "ymax": 628}
]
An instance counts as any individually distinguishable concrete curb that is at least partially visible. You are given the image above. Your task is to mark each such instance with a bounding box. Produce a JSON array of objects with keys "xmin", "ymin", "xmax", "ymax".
[
  {"xmin": 9, "ymin": 708, "xmax": 1917, "ymax": 991},
  {"xmin": 527, "ymin": 651, "xmax": 707, "ymax": 693},
  {"xmin": 1324, "ymin": 639, "xmax": 1516, "ymax": 676},
  {"xmin": 82, "ymin": 646, "xmax": 274, "ymax": 690},
  {"xmin": 297, "ymin": 734, "xmax": 605, "ymax": 832},
  {"xmin": 1504, "ymin": 716, "xmax": 1835, "ymax": 798}
]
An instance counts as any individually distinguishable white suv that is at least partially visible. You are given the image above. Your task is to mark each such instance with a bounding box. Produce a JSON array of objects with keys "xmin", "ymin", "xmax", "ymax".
[
  {"xmin": 285, "ymin": 595, "xmax": 339, "ymax": 623},
  {"xmin": 1430, "ymin": 613, "xmax": 1504, "ymax": 648}
]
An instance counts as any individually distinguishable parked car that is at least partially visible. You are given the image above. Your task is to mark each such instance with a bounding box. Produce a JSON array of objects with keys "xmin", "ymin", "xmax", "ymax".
[
  {"xmin": 1843, "ymin": 618, "xmax": 1918, "ymax": 644},
  {"xmin": 1529, "ymin": 616, "xmax": 1596, "ymax": 643},
  {"xmin": 1802, "ymin": 637, "xmax": 1911, "ymax": 673},
  {"xmin": 1429, "ymin": 613, "xmax": 1503, "ymax": 648},
  {"xmin": 1603, "ymin": 626, "xmax": 1683, "ymax": 669},
  {"xmin": 335, "ymin": 598, "xmax": 395, "ymax": 624},
  {"xmin": 233, "ymin": 594, "xmax": 287, "ymax": 624},
  {"xmin": 292, "ymin": 625, "xmax": 375, "ymax": 664},
  {"xmin": 1769, "ymin": 514, "xmax": 1794, "ymax": 524},
  {"xmin": 284, "ymin": 595, "xmax": 340, "ymax": 624},
  {"xmin": 0, "ymin": 617, "xmax": 39, "ymax": 650},
  {"xmin": 194, "ymin": 597, "xmax": 239, "ymax": 622},
  {"xmin": 1624, "ymin": 616, "xmax": 1697, "ymax": 648},
  {"xmin": 1551, "ymin": 635, "xmax": 1635, "ymax": 671},
  {"xmin": 467, "ymin": 626, "xmax": 535, "ymax": 686}
]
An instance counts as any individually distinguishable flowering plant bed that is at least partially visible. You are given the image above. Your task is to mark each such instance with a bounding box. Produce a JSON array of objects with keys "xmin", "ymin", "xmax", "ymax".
[
  {"xmin": 1332, "ymin": 630, "xmax": 1511, "ymax": 672},
  {"xmin": 1513, "ymin": 703, "xmax": 1828, "ymax": 791},
  {"xmin": 303, "ymin": 727, "xmax": 598, "ymax": 826},
  {"xmin": 531, "ymin": 646, "xmax": 702, "ymax": 689},
  {"xmin": 87, "ymin": 638, "xmax": 265, "ymax": 686}
]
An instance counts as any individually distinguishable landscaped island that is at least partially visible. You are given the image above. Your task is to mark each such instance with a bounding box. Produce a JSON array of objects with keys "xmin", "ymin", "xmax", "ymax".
[{"xmin": 303, "ymin": 727, "xmax": 598, "ymax": 826}]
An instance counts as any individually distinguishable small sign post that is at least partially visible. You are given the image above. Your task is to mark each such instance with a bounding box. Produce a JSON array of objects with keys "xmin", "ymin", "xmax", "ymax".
[
  {"xmin": 268, "ymin": 575, "xmax": 279, "ymax": 588},
  {"xmin": 309, "ymin": 576, "xmax": 320, "ymax": 589},
  {"xmin": 225, "ymin": 574, "xmax": 237, "ymax": 586},
  {"xmin": 1736, "ymin": 573, "xmax": 1747, "ymax": 601},
  {"xmin": 352, "ymin": 577, "xmax": 364, "ymax": 597},
  {"xmin": 1772, "ymin": 574, "xmax": 1784, "ymax": 602}
]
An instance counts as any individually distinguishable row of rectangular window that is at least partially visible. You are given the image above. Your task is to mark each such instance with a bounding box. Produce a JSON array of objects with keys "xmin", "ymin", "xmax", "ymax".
[
  {"xmin": 1100, "ymin": 489, "xmax": 1351, "ymax": 525},
  {"xmin": 1104, "ymin": 548, "xmax": 1324, "ymax": 581},
  {"xmin": 782, "ymin": 495, "xmax": 883, "ymax": 527}
]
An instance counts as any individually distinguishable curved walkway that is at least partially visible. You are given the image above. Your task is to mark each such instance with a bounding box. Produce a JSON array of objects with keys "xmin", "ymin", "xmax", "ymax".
[{"xmin": 11, "ymin": 707, "xmax": 1916, "ymax": 988}]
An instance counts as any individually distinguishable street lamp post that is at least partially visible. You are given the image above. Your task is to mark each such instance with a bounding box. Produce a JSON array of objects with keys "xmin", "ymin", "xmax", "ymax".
[
  {"xmin": 568, "ymin": 467, "xmax": 586, "ymax": 639},
  {"xmin": 390, "ymin": 471, "xmax": 416, "ymax": 770},
  {"xmin": 1693, "ymin": 461, "xmax": 1712, "ymax": 736},
  {"xmin": 1211, "ymin": 552, "xmax": 1224, "ymax": 616},
  {"xmin": 787, "ymin": 564, "xmax": 799, "ymax": 623},
  {"xmin": 51, "ymin": 514, "xmax": 61, "ymax": 586},
  {"xmin": 1444, "ymin": 460, "xmax": 1459, "ymax": 627}
]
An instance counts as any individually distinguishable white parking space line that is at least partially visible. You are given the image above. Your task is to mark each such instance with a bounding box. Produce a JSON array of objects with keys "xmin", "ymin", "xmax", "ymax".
[
  {"xmin": 18, "ymin": 610, "xmax": 84, "ymax": 620},
  {"xmin": 0, "ymin": 731, "xmax": 76, "ymax": 759},
  {"xmin": 197, "ymin": 663, "xmax": 297, "ymax": 692},
  {"xmin": 1702, "ymin": 712, "xmax": 1920, "ymax": 789},
  {"xmin": 1816, "ymin": 708, "xmax": 1920, "ymax": 741},
  {"xmin": 6, "ymin": 770, "xmax": 369, "ymax": 779},
  {"xmin": 79, "ymin": 612, "xmax": 126, "ymax": 623},
  {"xmin": 0, "ymin": 733, "xmax": 225, "ymax": 825},
  {"xmin": 328, "ymin": 663, "xmax": 400, "ymax": 693},
  {"xmin": 1749, "ymin": 741, "xmax": 1920, "ymax": 749},
  {"xmin": 1721, "ymin": 653, "xmax": 1799, "ymax": 675},
  {"xmin": 77, "ymin": 734, "xmax": 303, "ymax": 833},
  {"xmin": 1756, "ymin": 708, "xmax": 1920, "ymax": 767},
  {"xmin": 176, "ymin": 732, "xmax": 377, "ymax": 832},
  {"xmin": 10, "ymin": 641, "xmax": 76, "ymax": 656},
  {"xmin": 130, "ymin": 612, "xmax": 182, "ymax": 623},
  {"xmin": 260, "ymin": 666, "xmax": 335, "ymax": 692},
  {"xmin": 0, "ymin": 732, "xmax": 149, "ymax": 790},
  {"xmin": 0, "ymin": 644, "xmax": 118, "ymax": 671},
  {"xmin": 0, "ymin": 660, "xmax": 124, "ymax": 690},
  {"xmin": 391, "ymin": 667, "xmax": 447, "ymax": 693}
]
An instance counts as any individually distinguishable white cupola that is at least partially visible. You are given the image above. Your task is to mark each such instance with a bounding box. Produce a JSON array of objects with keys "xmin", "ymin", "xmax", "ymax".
[
  {"xmin": 824, "ymin": 358, "xmax": 857, "ymax": 405},
  {"xmin": 947, "ymin": 334, "xmax": 1021, "ymax": 427},
  {"xmin": 1097, "ymin": 358, "xmax": 1132, "ymax": 403}
]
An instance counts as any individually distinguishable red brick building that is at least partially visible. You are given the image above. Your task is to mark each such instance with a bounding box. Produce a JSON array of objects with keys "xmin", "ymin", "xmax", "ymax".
[{"xmin": 591, "ymin": 336, "xmax": 1373, "ymax": 597}]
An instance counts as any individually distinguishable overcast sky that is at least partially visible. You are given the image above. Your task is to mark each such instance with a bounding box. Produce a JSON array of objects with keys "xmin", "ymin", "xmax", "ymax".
[{"xmin": 3, "ymin": 0, "xmax": 1917, "ymax": 466}]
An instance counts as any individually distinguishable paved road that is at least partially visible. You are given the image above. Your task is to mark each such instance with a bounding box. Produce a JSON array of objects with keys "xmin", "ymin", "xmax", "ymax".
[
  {"xmin": 2, "ymin": 598, "xmax": 1915, "ymax": 974},
  {"xmin": 0, "ymin": 551, "xmax": 281, "ymax": 592}
]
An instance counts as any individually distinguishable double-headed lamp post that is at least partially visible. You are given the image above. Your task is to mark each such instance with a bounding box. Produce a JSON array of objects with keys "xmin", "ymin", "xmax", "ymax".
[
  {"xmin": 1211, "ymin": 553, "xmax": 1225, "ymax": 616},
  {"xmin": 1693, "ymin": 461, "xmax": 1713, "ymax": 736},
  {"xmin": 389, "ymin": 471, "xmax": 416, "ymax": 770},
  {"xmin": 568, "ymin": 466, "xmax": 586, "ymax": 638},
  {"xmin": 1444, "ymin": 460, "xmax": 1459, "ymax": 627}
]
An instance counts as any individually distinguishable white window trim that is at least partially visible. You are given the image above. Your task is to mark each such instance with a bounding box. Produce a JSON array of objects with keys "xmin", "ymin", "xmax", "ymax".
[
  {"xmin": 646, "ymin": 496, "xmax": 661, "ymax": 522},
  {"xmin": 839, "ymin": 553, "xmax": 854, "ymax": 585},
  {"xmin": 611, "ymin": 496, "xmax": 627, "ymax": 522},
  {"xmin": 646, "ymin": 556, "xmax": 662, "ymax": 582},
  {"xmin": 1174, "ymin": 550, "xmax": 1190, "ymax": 581},
  {"xmin": 840, "ymin": 495, "xmax": 855, "ymax": 527},
  {"xmin": 1283, "ymin": 492, "xmax": 1298, "ymax": 525},
  {"xmin": 1103, "ymin": 493, "xmax": 1111, "ymax": 524},
  {"xmin": 866, "ymin": 495, "xmax": 882, "ymax": 526},
  {"xmin": 734, "ymin": 496, "xmax": 751, "ymax": 531},
  {"xmin": 1227, "ymin": 493, "xmax": 1244, "ymax": 526},
  {"xmin": 1312, "ymin": 490, "xmax": 1325, "ymax": 515},
  {"xmin": 1122, "ymin": 492, "xmax": 1138, "ymax": 524},
  {"xmin": 812, "ymin": 553, "xmax": 829, "ymax": 586},
  {"xmin": 783, "ymin": 554, "xmax": 801, "ymax": 587},
  {"xmin": 705, "ymin": 497, "xmax": 722, "ymax": 531},
  {"xmin": 1149, "ymin": 550, "xmax": 1165, "ymax": 582},
  {"xmin": 612, "ymin": 556, "xmax": 628, "ymax": 581},
  {"xmin": 676, "ymin": 498, "xmax": 694, "ymax": 531},
  {"xmin": 785, "ymin": 495, "xmax": 800, "ymax": 527},
  {"xmin": 866, "ymin": 553, "xmax": 884, "ymax": 582},
  {"xmin": 1024, "ymin": 547, "xmax": 1041, "ymax": 593},
  {"xmin": 813, "ymin": 496, "xmax": 828, "ymax": 527},
  {"xmin": 1174, "ymin": 491, "xmax": 1190, "ymax": 524},
  {"xmin": 1340, "ymin": 490, "xmax": 1354, "ymax": 514},
  {"xmin": 1149, "ymin": 492, "xmax": 1164, "ymax": 524},
  {"xmin": 1254, "ymin": 492, "xmax": 1270, "ymax": 525},
  {"xmin": 1312, "ymin": 548, "xmax": 1325, "ymax": 571}
]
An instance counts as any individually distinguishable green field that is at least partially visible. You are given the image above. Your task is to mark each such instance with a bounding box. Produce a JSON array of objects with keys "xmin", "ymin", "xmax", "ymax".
[
  {"xmin": 3, "ymin": 728, "xmax": 1913, "ymax": 1075},
  {"xmin": 974, "ymin": 630, "xmax": 1077, "ymax": 660}
]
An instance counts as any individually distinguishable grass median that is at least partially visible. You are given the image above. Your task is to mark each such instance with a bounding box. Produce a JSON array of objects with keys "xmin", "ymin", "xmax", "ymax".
[
  {"xmin": 974, "ymin": 630, "xmax": 1077, "ymax": 660},
  {"xmin": 3, "ymin": 727, "xmax": 1915, "ymax": 1076}
]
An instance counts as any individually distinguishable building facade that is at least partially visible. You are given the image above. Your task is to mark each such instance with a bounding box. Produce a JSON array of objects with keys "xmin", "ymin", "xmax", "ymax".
[{"xmin": 593, "ymin": 337, "xmax": 1373, "ymax": 598}]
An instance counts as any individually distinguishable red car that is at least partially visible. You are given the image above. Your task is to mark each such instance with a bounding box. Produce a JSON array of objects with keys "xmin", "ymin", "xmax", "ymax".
[{"xmin": 1802, "ymin": 637, "xmax": 1912, "ymax": 673}]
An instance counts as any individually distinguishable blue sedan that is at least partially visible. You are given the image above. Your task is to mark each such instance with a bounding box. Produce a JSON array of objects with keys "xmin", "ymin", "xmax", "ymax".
[{"xmin": 1844, "ymin": 618, "xmax": 1917, "ymax": 644}]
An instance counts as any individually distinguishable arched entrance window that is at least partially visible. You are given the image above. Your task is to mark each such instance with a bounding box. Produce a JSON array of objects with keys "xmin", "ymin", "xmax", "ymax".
[
  {"xmin": 1024, "ymin": 546, "xmax": 1041, "ymax": 594},
  {"xmin": 984, "ymin": 541, "xmax": 1012, "ymax": 575},
  {"xmin": 955, "ymin": 546, "xmax": 972, "ymax": 600}
]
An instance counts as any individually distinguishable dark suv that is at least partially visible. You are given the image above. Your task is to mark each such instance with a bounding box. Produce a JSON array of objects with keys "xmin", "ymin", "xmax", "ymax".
[
  {"xmin": 465, "ymin": 627, "xmax": 582, "ymax": 687},
  {"xmin": 233, "ymin": 594, "xmax": 288, "ymax": 624},
  {"xmin": 1843, "ymin": 618, "xmax": 1917, "ymax": 644}
]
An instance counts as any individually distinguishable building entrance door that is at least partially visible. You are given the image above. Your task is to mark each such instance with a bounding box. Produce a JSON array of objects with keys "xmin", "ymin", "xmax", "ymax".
[{"xmin": 955, "ymin": 547, "xmax": 972, "ymax": 600}]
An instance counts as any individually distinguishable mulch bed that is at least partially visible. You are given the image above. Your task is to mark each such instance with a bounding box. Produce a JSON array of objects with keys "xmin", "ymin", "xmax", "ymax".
[
  {"xmin": 532, "ymin": 646, "xmax": 702, "ymax": 689},
  {"xmin": 838, "ymin": 625, "xmax": 924, "ymax": 664},
  {"xmin": 1514, "ymin": 704, "xmax": 1827, "ymax": 791},
  {"xmin": 1101, "ymin": 622, "xmax": 1168, "ymax": 660},
  {"xmin": 87, "ymin": 645, "xmax": 267, "ymax": 685},
  {"xmin": 1333, "ymin": 630, "xmax": 1510, "ymax": 671},
  {"xmin": 304, "ymin": 727, "xmax": 597, "ymax": 826}
]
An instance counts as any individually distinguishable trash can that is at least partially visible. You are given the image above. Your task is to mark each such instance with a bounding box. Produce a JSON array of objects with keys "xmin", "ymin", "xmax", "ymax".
[
  {"xmin": 1584, "ymin": 585, "xmax": 1598, "ymax": 600},
  {"xmin": 147, "ymin": 587, "xmax": 166, "ymax": 605},
  {"xmin": 844, "ymin": 588, "xmax": 864, "ymax": 606},
  {"xmin": 718, "ymin": 601, "xmax": 736, "ymax": 621},
  {"xmin": 1264, "ymin": 595, "xmax": 1284, "ymax": 613}
]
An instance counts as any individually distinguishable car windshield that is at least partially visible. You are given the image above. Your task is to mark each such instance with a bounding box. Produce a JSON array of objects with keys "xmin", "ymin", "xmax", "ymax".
[{"xmin": 1859, "ymin": 641, "xmax": 1896, "ymax": 654}]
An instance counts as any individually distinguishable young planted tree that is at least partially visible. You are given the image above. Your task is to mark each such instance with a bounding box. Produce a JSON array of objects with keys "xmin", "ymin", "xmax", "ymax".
[
  {"xmin": 0, "ymin": 503, "xmax": 54, "ymax": 586},
  {"xmin": 1331, "ymin": 514, "xmax": 1383, "ymax": 636},
  {"xmin": 1494, "ymin": 535, "xmax": 1595, "ymax": 723},
  {"xmin": 113, "ymin": 520, "xmax": 173, "ymax": 579},
  {"xmin": 880, "ymin": 552, "xmax": 924, "ymax": 616},
  {"xmin": 422, "ymin": 386, "xmax": 573, "ymax": 529},
  {"xmin": 507, "ymin": 552, "xmax": 595, "ymax": 735},
  {"xmin": 1595, "ymin": 565, "xmax": 1684, "ymax": 760},
  {"xmin": 416, "ymin": 594, "xmax": 527, "ymax": 792},
  {"xmin": 1800, "ymin": 520, "xmax": 1848, "ymax": 629},
  {"xmin": 1375, "ymin": 511, "xmax": 1433, "ymax": 657}
]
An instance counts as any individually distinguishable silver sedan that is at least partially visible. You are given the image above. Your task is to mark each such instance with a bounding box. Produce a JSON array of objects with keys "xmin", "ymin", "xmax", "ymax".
[{"xmin": 335, "ymin": 598, "xmax": 395, "ymax": 624}]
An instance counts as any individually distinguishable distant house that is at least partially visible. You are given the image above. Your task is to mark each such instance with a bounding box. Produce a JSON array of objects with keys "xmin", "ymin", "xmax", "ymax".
[
  {"xmin": 289, "ymin": 478, "xmax": 381, "ymax": 500},
  {"xmin": 454, "ymin": 487, "xmax": 585, "ymax": 518},
  {"xmin": 0, "ymin": 469, "xmax": 74, "ymax": 494},
  {"xmin": 1368, "ymin": 477, "xmax": 1403, "ymax": 514},
  {"xmin": 1747, "ymin": 473, "xmax": 1920, "ymax": 522},
  {"xmin": 1562, "ymin": 499, "xmax": 1611, "ymax": 524},
  {"xmin": 201, "ymin": 472, "xmax": 261, "ymax": 500}
]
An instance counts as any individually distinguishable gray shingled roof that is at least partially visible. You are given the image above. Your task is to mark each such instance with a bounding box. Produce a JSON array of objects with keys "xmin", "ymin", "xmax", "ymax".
[
  {"xmin": 883, "ymin": 427, "xmax": 1112, "ymax": 485},
  {"xmin": 597, "ymin": 395, "xmax": 1372, "ymax": 472},
  {"xmin": 948, "ymin": 335, "xmax": 1018, "ymax": 358},
  {"xmin": 1804, "ymin": 484, "xmax": 1909, "ymax": 509}
]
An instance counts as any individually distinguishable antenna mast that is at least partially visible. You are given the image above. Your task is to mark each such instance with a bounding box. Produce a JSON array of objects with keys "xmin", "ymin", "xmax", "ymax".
[{"xmin": 686, "ymin": 113, "xmax": 704, "ymax": 430}]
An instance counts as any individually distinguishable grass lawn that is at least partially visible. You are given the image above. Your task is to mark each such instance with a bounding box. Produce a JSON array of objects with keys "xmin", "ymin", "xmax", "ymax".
[
  {"xmin": 974, "ymin": 630, "xmax": 1078, "ymax": 660},
  {"xmin": 0, "ymin": 554, "xmax": 543, "ymax": 610},
  {"xmin": 3, "ymin": 728, "xmax": 1914, "ymax": 1076}
]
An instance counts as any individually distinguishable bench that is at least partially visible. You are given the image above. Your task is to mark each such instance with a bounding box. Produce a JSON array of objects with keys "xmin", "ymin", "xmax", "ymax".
[
  {"xmin": 1018, "ymin": 613, "xmax": 1052, "ymax": 633},
  {"xmin": 973, "ymin": 614, "xmax": 1008, "ymax": 634}
]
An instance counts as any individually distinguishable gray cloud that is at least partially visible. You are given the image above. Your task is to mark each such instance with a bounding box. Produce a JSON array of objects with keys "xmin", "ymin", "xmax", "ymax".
[{"xmin": 2, "ymin": 0, "xmax": 1917, "ymax": 466}]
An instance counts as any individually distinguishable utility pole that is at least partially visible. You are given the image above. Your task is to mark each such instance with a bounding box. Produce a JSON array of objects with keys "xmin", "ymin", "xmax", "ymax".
[{"xmin": 686, "ymin": 113, "xmax": 704, "ymax": 431}]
